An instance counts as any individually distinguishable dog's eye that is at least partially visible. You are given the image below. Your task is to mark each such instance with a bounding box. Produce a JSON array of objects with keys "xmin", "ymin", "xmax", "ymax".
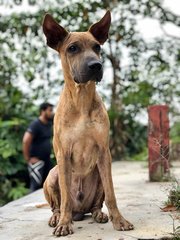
[
  {"xmin": 68, "ymin": 45, "xmax": 79, "ymax": 53},
  {"xmin": 94, "ymin": 44, "xmax": 101, "ymax": 53}
]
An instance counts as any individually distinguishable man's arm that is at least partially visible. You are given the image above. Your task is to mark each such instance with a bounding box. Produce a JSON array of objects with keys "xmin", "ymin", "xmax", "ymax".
[
  {"xmin": 22, "ymin": 131, "xmax": 33, "ymax": 162},
  {"xmin": 23, "ymin": 131, "xmax": 40, "ymax": 164}
]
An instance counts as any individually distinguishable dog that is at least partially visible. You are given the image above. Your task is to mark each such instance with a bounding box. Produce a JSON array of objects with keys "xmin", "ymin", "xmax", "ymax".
[{"xmin": 42, "ymin": 10, "xmax": 134, "ymax": 237}]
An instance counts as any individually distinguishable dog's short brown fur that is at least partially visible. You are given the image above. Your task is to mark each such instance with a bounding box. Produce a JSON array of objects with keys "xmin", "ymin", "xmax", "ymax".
[{"xmin": 42, "ymin": 11, "xmax": 134, "ymax": 236}]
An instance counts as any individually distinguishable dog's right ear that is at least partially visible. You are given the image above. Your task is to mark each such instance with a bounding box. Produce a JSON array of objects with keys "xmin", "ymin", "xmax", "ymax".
[
  {"xmin": 43, "ymin": 14, "xmax": 69, "ymax": 51},
  {"xmin": 88, "ymin": 10, "xmax": 111, "ymax": 45}
]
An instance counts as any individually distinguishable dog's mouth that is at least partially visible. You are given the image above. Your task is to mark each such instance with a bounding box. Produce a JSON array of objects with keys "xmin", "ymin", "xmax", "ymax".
[
  {"xmin": 73, "ymin": 71, "xmax": 103, "ymax": 84},
  {"xmin": 72, "ymin": 59, "xmax": 103, "ymax": 84},
  {"xmin": 74, "ymin": 76, "xmax": 102, "ymax": 84}
]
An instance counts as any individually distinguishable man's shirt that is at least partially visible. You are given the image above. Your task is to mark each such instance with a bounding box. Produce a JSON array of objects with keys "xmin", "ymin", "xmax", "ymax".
[{"xmin": 27, "ymin": 119, "xmax": 52, "ymax": 162}]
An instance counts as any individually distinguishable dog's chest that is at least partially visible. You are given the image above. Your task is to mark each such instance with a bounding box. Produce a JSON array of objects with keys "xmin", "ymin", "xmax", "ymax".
[
  {"xmin": 61, "ymin": 112, "xmax": 105, "ymax": 141},
  {"xmin": 73, "ymin": 118, "xmax": 102, "ymax": 174},
  {"xmin": 61, "ymin": 115, "xmax": 104, "ymax": 175}
]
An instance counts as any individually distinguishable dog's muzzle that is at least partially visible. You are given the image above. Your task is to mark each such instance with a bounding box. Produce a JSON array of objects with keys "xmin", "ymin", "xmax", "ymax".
[
  {"xmin": 73, "ymin": 59, "xmax": 103, "ymax": 84},
  {"xmin": 88, "ymin": 60, "xmax": 102, "ymax": 72}
]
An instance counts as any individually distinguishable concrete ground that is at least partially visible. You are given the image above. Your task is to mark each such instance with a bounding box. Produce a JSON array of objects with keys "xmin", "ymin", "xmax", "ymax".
[{"xmin": 0, "ymin": 161, "xmax": 179, "ymax": 240}]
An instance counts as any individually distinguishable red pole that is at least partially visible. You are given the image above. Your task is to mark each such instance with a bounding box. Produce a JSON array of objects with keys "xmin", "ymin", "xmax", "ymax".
[{"xmin": 148, "ymin": 105, "xmax": 170, "ymax": 181}]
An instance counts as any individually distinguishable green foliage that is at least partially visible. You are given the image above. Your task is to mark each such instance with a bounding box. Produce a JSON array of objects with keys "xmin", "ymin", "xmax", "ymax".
[
  {"xmin": 108, "ymin": 108, "xmax": 147, "ymax": 159},
  {"xmin": 167, "ymin": 215, "xmax": 180, "ymax": 240},
  {"xmin": 170, "ymin": 122, "xmax": 180, "ymax": 161},
  {"xmin": 170, "ymin": 122, "xmax": 180, "ymax": 144},
  {"xmin": 0, "ymin": 113, "xmax": 32, "ymax": 206},
  {"xmin": 0, "ymin": 177, "xmax": 29, "ymax": 206},
  {"xmin": 0, "ymin": 76, "xmax": 37, "ymax": 205},
  {"xmin": 123, "ymin": 81, "xmax": 155, "ymax": 108},
  {"xmin": 8, "ymin": 180, "xmax": 29, "ymax": 200},
  {"xmin": 0, "ymin": 114, "xmax": 34, "ymax": 206},
  {"xmin": 165, "ymin": 180, "xmax": 180, "ymax": 210},
  {"xmin": 171, "ymin": 225, "xmax": 180, "ymax": 240},
  {"xmin": 131, "ymin": 147, "xmax": 148, "ymax": 161},
  {"xmin": 124, "ymin": 117, "xmax": 147, "ymax": 158}
]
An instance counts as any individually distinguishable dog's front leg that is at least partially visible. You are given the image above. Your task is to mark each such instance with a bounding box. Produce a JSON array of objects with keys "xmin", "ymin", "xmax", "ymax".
[
  {"xmin": 53, "ymin": 148, "xmax": 73, "ymax": 237},
  {"xmin": 97, "ymin": 149, "xmax": 134, "ymax": 231}
]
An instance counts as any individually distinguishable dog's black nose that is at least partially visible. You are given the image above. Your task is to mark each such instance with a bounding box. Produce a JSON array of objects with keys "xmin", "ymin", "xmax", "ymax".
[{"xmin": 88, "ymin": 61, "xmax": 102, "ymax": 71}]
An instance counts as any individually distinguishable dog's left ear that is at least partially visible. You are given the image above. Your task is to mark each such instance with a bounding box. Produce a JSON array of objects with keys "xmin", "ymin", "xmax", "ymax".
[{"xmin": 88, "ymin": 10, "xmax": 111, "ymax": 45}]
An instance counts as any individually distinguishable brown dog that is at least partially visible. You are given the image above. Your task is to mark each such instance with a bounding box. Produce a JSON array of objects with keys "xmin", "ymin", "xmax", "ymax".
[{"xmin": 42, "ymin": 11, "xmax": 134, "ymax": 237}]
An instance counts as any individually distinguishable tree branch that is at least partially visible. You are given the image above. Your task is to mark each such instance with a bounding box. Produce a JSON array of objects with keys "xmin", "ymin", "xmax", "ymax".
[{"xmin": 160, "ymin": 25, "xmax": 180, "ymax": 40}]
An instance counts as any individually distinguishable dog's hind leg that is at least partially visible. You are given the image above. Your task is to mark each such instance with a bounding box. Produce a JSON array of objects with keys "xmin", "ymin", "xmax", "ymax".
[
  {"xmin": 43, "ymin": 166, "xmax": 61, "ymax": 227},
  {"xmin": 90, "ymin": 171, "xmax": 108, "ymax": 223}
]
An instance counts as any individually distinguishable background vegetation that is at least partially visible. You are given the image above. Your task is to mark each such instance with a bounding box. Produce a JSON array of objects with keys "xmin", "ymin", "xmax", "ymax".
[{"xmin": 0, "ymin": 0, "xmax": 180, "ymax": 205}]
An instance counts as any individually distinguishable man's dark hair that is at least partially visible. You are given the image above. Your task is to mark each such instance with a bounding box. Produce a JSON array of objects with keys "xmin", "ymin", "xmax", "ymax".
[{"xmin": 39, "ymin": 102, "xmax": 53, "ymax": 112}]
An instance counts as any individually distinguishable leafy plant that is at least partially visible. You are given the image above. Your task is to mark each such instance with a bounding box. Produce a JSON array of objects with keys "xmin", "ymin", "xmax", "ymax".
[
  {"xmin": 8, "ymin": 180, "xmax": 29, "ymax": 200},
  {"xmin": 170, "ymin": 122, "xmax": 180, "ymax": 161},
  {"xmin": 169, "ymin": 215, "xmax": 180, "ymax": 240},
  {"xmin": 0, "ymin": 84, "xmax": 37, "ymax": 206},
  {"xmin": 165, "ymin": 180, "xmax": 180, "ymax": 210},
  {"xmin": 132, "ymin": 147, "xmax": 148, "ymax": 161},
  {"xmin": 170, "ymin": 122, "xmax": 180, "ymax": 144}
]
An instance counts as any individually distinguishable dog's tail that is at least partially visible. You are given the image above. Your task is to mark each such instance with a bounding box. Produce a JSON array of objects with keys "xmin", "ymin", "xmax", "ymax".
[{"xmin": 36, "ymin": 202, "xmax": 49, "ymax": 208}]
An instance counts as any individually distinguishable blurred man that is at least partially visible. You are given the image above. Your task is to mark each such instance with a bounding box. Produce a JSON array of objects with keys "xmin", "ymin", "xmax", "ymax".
[{"xmin": 23, "ymin": 102, "xmax": 54, "ymax": 192}]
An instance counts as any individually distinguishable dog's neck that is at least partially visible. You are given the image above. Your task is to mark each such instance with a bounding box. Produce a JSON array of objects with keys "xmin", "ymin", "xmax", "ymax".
[{"xmin": 63, "ymin": 71, "xmax": 96, "ymax": 116}]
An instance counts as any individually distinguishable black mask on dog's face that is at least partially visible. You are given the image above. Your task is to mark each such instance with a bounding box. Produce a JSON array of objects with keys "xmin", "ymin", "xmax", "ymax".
[{"xmin": 42, "ymin": 11, "xmax": 111, "ymax": 84}]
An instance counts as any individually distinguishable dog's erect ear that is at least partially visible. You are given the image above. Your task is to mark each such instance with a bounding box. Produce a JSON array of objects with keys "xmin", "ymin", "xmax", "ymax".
[
  {"xmin": 43, "ymin": 14, "xmax": 69, "ymax": 50},
  {"xmin": 88, "ymin": 10, "xmax": 111, "ymax": 45}
]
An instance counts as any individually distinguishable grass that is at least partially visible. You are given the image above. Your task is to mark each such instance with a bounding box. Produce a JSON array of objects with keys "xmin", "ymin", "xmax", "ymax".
[
  {"xmin": 164, "ymin": 180, "xmax": 180, "ymax": 211},
  {"xmin": 162, "ymin": 180, "xmax": 180, "ymax": 240},
  {"xmin": 169, "ymin": 215, "xmax": 180, "ymax": 240}
]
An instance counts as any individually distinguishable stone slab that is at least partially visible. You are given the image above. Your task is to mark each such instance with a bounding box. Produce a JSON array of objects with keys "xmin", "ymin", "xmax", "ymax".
[{"xmin": 0, "ymin": 161, "xmax": 179, "ymax": 240}]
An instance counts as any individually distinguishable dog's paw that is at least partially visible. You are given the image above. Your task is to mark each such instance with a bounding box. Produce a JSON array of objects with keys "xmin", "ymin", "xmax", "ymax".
[
  {"xmin": 53, "ymin": 222, "xmax": 73, "ymax": 236},
  {"xmin": 112, "ymin": 216, "xmax": 134, "ymax": 231},
  {"xmin": 92, "ymin": 210, "xmax": 108, "ymax": 223},
  {"xmin": 48, "ymin": 211, "xmax": 60, "ymax": 227}
]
